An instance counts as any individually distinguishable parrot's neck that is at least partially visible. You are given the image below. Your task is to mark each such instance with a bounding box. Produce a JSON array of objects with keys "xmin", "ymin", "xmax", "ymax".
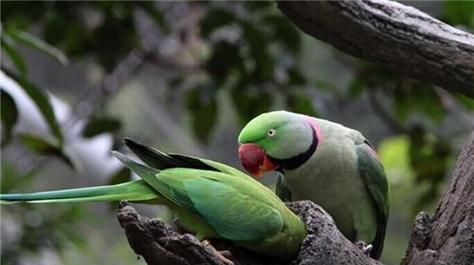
[{"xmin": 269, "ymin": 119, "xmax": 319, "ymax": 171}]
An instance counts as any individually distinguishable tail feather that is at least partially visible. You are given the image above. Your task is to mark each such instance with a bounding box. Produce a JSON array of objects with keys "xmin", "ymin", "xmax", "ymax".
[{"xmin": 0, "ymin": 180, "xmax": 158, "ymax": 204}]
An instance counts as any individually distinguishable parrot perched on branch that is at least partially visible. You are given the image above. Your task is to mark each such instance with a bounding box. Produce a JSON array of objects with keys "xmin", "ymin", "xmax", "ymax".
[
  {"xmin": 1, "ymin": 138, "xmax": 306, "ymax": 262},
  {"xmin": 238, "ymin": 110, "xmax": 389, "ymax": 259}
]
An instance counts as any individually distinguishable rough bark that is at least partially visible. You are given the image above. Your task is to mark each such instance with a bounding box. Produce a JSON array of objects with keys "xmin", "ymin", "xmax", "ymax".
[
  {"xmin": 402, "ymin": 132, "xmax": 474, "ymax": 265},
  {"xmin": 277, "ymin": 0, "xmax": 474, "ymax": 99},
  {"xmin": 117, "ymin": 201, "xmax": 381, "ymax": 265},
  {"xmin": 117, "ymin": 132, "xmax": 474, "ymax": 265}
]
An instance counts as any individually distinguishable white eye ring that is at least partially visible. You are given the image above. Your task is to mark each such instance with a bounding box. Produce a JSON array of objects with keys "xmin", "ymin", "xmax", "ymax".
[{"xmin": 267, "ymin": 129, "xmax": 276, "ymax": 137}]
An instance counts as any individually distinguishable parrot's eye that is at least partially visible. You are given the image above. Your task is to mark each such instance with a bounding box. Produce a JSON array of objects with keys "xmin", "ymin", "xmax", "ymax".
[{"xmin": 267, "ymin": 129, "xmax": 276, "ymax": 137}]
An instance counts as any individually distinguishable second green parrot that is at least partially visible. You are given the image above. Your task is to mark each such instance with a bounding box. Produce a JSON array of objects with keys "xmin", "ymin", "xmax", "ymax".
[
  {"xmin": 238, "ymin": 110, "xmax": 389, "ymax": 259},
  {"xmin": 1, "ymin": 138, "xmax": 306, "ymax": 261}
]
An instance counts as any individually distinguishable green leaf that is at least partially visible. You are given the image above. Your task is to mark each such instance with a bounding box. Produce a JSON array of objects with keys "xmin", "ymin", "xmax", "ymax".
[
  {"xmin": 18, "ymin": 134, "xmax": 74, "ymax": 168},
  {"xmin": 1, "ymin": 36, "xmax": 27, "ymax": 75},
  {"xmin": 82, "ymin": 117, "xmax": 121, "ymax": 138},
  {"xmin": 200, "ymin": 8, "xmax": 236, "ymax": 38},
  {"xmin": 186, "ymin": 85, "xmax": 218, "ymax": 143},
  {"xmin": 6, "ymin": 29, "xmax": 69, "ymax": 65},
  {"xmin": 0, "ymin": 90, "xmax": 19, "ymax": 146},
  {"xmin": 4, "ymin": 69, "xmax": 64, "ymax": 146}
]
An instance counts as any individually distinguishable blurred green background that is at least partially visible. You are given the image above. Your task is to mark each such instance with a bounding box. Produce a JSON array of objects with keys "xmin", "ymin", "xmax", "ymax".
[{"xmin": 1, "ymin": 1, "xmax": 473, "ymax": 265}]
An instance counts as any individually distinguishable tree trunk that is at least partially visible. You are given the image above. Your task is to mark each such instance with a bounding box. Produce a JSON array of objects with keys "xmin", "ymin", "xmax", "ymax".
[{"xmin": 402, "ymin": 132, "xmax": 474, "ymax": 265}]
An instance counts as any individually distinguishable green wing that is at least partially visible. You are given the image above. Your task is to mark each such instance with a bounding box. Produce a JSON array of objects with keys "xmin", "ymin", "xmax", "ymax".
[
  {"xmin": 123, "ymin": 138, "xmax": 248, "ymax": 178},
  {"xmin": 356, "ymin": 142, "xmax": 390, "ymax": 259},
  {"xmin": 114, "ymin": 151, "xmax": 284, "ymax": 242},
  {"xmin": 182, "ymin": 174, "xmax": 284, "ymax": 242}
]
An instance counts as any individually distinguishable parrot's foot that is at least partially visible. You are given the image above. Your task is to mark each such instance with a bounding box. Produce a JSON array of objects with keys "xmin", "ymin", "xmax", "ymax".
[
  {"xmin": 355, "ymin": 241, "xmax": 373, "ymax": 257},
  {"xmin": 202, "ymin": 240, "xmax": 234, "ymax": 265}
]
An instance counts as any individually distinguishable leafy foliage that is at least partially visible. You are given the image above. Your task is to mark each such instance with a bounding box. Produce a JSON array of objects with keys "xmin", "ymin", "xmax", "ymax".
[
  {"xmin": 1, "ymin": 36, "xmax": 27, "ymax": 74},
  {"xmin": 408, "ymin": 126, "xmax": 451, "ymax": 214},
  {"xmin": 5, "ymin": 28, "xmax": 69, "ymax": 65},
  {"xmin": 18, "ymin": 134, "xmax": 74, "ymax": 168},
  {"xmin": 4, "ymin": 70, "xmax": 65, "ymax": 146},
  {"xmin": 191, "ymin": 3, "xmax": 311, "ymax": 137}
]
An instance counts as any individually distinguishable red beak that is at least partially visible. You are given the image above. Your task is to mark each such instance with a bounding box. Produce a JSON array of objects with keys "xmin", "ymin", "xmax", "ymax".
[{"xmin": 238, "ymin": 143, "xmax": 276, "ymax": 178}]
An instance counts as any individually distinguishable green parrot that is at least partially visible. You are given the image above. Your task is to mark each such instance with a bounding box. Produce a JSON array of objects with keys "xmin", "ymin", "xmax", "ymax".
[
  {"xmin": 237, "ymin": 110, "xmax": 389, "ymax": 259},
  {"xmin": 1, "ymin": 138, "xmax": 306, "ymax": 262}
]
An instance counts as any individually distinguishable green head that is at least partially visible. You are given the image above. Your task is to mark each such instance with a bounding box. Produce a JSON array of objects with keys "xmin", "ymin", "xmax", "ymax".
[{"xmin": 238, "ymin": 111, "xmax": 316, "ymax": 176}]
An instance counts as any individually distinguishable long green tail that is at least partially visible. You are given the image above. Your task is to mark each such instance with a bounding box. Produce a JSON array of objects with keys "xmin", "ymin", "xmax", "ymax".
[{"xmin": 0, "ymin": 180, "xmax": 159, "ymax": 204}]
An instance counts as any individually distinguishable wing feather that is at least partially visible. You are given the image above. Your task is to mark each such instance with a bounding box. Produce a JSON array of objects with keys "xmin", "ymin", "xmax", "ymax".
[
  {"xmin": 356, "ymin": 143, "xmax": 389, "ymax": 259},
  {"xmin": 183, "ymin": 176, "xmax": 284, "ymax": 242},
  {"xmin": 114, "ymin": 151, "xmax": 284, "ymax": 242}
]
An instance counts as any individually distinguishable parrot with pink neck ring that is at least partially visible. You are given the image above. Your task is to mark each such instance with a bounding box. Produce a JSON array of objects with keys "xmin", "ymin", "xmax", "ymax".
[{"xmin": 238, "ymin": 110, "xmax": 389, "ymax": 259}]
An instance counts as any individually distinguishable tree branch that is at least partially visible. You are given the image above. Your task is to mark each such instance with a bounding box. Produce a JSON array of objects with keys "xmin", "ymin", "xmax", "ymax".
[
  {"xmin": 117, "ymin": 201, "xmax": 381, "ymax": 265},
  {"xmin": 277, "ymin": 0, "xmax": 474, "ymax": 98}
]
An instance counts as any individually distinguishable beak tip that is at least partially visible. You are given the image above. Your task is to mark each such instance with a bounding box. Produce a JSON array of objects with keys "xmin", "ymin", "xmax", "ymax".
[{"xmin": 238, "ymin": 143, "xmax": 265, "ymax": 176}]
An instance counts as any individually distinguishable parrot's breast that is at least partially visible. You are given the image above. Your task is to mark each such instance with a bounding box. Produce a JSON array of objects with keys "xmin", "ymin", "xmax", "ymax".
[{"xmin": 281, "ymin": 123, "xmax": 378, "ymax": 243}]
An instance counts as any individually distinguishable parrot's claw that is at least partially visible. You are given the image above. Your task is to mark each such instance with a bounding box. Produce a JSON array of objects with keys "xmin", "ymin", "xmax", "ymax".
[
  {"xmin": 202, "ymin": 240, "xmax": 234, "ymax": 265},
  {"xmin": 355, "ymin": 241, "xmax": 373, "ymax": 257},
  {"xmin": 362, "ymin": 244, "xmax": 373, "ymax": 256}
]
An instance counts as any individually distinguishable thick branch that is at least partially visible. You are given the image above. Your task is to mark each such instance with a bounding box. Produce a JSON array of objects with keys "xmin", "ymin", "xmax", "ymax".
[
  {"xmin": 117, "ymin": 201, "xmax": 381, "ymax": 265},
  {"xmin": 277, "ymin": 0, "xmax": 474, "ymax": 98},
  {"xmin": 403, "ymin": 132, "xmax": 474, "ymax": 265}
]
